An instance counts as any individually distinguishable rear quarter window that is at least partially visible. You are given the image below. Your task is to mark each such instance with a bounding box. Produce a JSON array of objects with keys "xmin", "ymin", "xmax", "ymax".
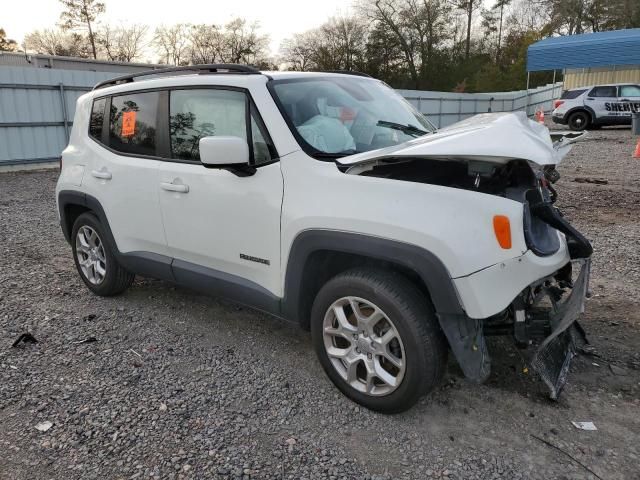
[
  {"xmin": 561, "ymin": 89, "xmax": 586, "ymax": 100},
  {"xmin": 89, "ymin": 98, "xmax": 106, "ymax": 140}
]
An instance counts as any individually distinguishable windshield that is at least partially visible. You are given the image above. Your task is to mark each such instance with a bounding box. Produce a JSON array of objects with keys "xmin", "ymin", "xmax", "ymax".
[{"xmin": 270, "ymin": 76, "xmax": 436, "ymax": 158}]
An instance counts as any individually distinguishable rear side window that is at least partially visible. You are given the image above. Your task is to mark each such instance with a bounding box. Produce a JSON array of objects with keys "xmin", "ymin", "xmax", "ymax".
[
  {"xmin": 561, "ymin": 89, "xmax": 586, "ymax": 99},
  {"xmin": 89, "ymin": 98, "xmax": 106, "ymax": 140},
  {"xmin": 108, "ymin": 92, "xmax": 159, "ymax": 156},
  {"xmin": 589, "ymin": 86, "xmax": 617, "ymax": 97}
]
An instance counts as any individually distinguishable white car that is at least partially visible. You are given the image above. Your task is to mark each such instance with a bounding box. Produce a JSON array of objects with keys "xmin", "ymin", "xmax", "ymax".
[
  {"xmin": 56, "ymin": 65, "xmax": 592, "ymax": 412},
  {"xmin": 552, "ymin": 83, "xmax": 640, "ymax": 130}
]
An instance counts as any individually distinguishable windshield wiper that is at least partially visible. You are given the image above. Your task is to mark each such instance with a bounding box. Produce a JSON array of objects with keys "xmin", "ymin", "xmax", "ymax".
[{"xmin": 376, "ymin": 120, "xmax": 429, "ymax": 137}]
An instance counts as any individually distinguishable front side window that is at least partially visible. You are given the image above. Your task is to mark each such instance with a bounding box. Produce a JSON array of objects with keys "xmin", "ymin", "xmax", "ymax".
[
  {"xmin": 270, "ymin": 77, "xmax": 435, "ymax": 158},
  {"xmin": 108, "ymin": 92, "xmax": 159, "ymax": 156},
  {"xmin": 589, "ymin": 86, "xmax": 617, "ymax": 98},
  {"xmin": 169, "ymin": 89, "xmax": 275, "ymax": 164},
  {"xmin": 620, "ymin": 85, "xmax": 640, "ymax": 98},
  {"xmin": 89, "ymin": 97, "xmax": 106, "ymax": 141}
]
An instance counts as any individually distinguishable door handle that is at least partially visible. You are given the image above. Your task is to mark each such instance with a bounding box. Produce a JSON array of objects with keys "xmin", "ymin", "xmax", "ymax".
[
  {"xmin": 160, "ymin": 182, "xmax": 189, "ymax": 193},
  {"xmin": 620, "ymin": 98, "xmax": 630, "ymax": 102},
  {"xmin": 91, "ymin": 169, "xmax": 112, "ymax": 180},
  {"xmin": 586, "ymin": 97, "xmax": 594, "ymax": 101}
]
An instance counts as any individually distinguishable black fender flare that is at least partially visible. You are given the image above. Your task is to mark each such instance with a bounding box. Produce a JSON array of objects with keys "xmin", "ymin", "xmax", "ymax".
[
  {"xmin": 282, "ymin": 230, "xmax": 490, "ymax": 382},
  {"xmin": 57, "ymin": 190, "xmax": 173, "ymax": 281},
  {"xmin": 282, "ymin": 230, "xmax": 464, "ymax": 322}
]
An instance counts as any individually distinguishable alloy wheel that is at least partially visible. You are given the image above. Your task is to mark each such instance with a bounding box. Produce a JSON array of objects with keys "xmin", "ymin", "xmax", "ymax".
[
  {"xmin": 322, "ymin": 296, "xmax": 406, "ymax": 396},
  {"xmin": 75, "ymin": 225, "xmax": 107, "ymax": 285}
]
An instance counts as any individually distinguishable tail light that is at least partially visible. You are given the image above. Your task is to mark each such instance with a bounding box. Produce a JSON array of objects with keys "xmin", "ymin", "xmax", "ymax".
[{"xmin": 553, "ymin": 100, "xmax": 564, "ymax": 109}]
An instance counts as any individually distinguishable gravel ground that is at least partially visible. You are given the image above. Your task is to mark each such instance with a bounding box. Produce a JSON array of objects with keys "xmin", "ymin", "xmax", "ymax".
[{"xmin": 1, "ymin": 127, "xmax": 639, "ymax": 480}]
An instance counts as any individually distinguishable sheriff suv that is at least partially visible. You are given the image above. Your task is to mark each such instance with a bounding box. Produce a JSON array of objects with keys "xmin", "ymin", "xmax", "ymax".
[
  {"xmin": 552, "ymin": 83, "xmax": 640, "ymax": 130},
  {"xmin": 57, "ymin": 64, "xmax": 592, "ymax": 413}
]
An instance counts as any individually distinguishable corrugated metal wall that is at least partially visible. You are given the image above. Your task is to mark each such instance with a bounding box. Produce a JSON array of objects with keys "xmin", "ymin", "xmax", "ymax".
[
  {"xmin": 0, "ymin": 64, "xmax": 563, "ymax": 167},
  {"xmin": 0, "ymin": 51, "xmax": 160, "ymax": 73},
  {"xmin": 0, "ymin": 67, "xmax": 114, "ymax": 165},
  {"xmin": 564, "ymin": 65, "xmax": 640, "ymax": 89},
  {"xmin": 400, "ymin": 82, "xmax": 562, "ymax": 128}
]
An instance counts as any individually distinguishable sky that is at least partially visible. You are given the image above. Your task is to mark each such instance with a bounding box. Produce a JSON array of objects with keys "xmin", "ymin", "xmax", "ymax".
[{"xmin": 3, "ymin": 0, "xmax": 354, "ymax": 58}]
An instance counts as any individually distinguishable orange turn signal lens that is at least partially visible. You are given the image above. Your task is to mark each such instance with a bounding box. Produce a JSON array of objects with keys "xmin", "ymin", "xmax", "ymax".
[{"xmin": 493, "ymin": 215, "xmax": 512, "ymax": 249}]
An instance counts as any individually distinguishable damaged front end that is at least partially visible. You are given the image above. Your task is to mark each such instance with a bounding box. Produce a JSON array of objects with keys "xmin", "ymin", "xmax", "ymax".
[{"xmin": 337, "ymin": 112, "xmax": 593, "ymax": 398}]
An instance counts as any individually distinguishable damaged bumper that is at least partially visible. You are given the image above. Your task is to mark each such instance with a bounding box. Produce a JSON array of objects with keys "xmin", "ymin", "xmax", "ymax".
[{"xmin": 530, "ymin": 258, "xmax": 590, "ymax": 399}]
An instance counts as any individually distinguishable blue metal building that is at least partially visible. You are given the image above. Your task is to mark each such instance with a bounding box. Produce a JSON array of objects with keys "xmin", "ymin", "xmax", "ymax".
[{"xmin": 527, "ymin": 28, "xmax": 640, "ymax": 72}]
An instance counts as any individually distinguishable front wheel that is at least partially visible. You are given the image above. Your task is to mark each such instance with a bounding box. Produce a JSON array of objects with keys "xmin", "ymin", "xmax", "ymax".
[{"xmin": 310, "ymin": 268, "xmax": 447, "ymax": 413}]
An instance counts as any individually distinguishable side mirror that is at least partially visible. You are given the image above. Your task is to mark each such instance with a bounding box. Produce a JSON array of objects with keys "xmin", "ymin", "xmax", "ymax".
[{"xmin": 199, "ymin": 136, "xmax": 249, "ymax": 167}]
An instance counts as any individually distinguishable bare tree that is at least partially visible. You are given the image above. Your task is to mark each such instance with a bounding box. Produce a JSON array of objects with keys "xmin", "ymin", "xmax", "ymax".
[
  {"xmin": 58, "ymin": 0, "xmax": 105, "ymax": 59},
  {"xmin": 279, "ymin": 31, "xmax": 320, "ymax": 70},
  {"xmin": 221, "ymin": 19, "xmax": 270, "ymax": 64},
  {"xmin": 99, "ymin": 24, "xmax": 148, "ymax": 62},
  {"xmin": 188, "ymin": 24, "xmax": 223, "ymax": 64},
  {"xmin": 186, "ymin": 20, "xmax": 269, "ymax": 66},
  {"xmin": 153, "ymin": 24, "xmax": 190, "ymax": 65},
  {"xmin": 24, "ymin": 28, "xmax": 92, "ymax": 57}
]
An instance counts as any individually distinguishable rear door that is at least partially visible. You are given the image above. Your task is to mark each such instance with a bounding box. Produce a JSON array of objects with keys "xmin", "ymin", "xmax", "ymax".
[
  {"xmin": 84, "ymin": 91, "xmax": 168, "ymax": 258},
  {"xmin": 585, "ymin": 85, "xmax": 618, "ymax": 123}
]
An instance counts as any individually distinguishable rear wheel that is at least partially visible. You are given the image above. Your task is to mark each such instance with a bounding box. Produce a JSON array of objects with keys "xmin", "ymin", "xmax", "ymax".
[
  {"xmin": 71, "ymin": 212, "xmax": 134, "ymax": 296},
  {"xmin": 310, "ymin": 268, "xmax": 447, "ymax": 413},
  {"xmin": 567, "ymin": 111, "xmax": 590, "ymax": 131}
]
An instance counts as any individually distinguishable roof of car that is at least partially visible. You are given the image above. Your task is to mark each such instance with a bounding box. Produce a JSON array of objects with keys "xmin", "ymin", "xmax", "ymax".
[
  {"xmin": 569, "ymin": 83, "xmax": 637, "ymax": 90},
  {"xmin": 92, "ymin": 65, "xmax": 375, "ymax": 92}
]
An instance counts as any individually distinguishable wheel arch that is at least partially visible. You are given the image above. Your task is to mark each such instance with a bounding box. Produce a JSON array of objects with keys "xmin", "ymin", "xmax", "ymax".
[
  {"xmin": 58, "ymin": 190, "xmax": 114, "ymax": 245},
  {"xmin": 282, "ymin": 230, "xmax": 464, "ymax": 329}
]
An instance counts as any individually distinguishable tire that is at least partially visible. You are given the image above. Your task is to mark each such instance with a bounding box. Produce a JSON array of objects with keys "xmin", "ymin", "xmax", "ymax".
[
  {"xmin": 567, "ymin": 111, "xmax": 590, "ymax": 131},
  {"xmin": 310, "ymin": 268, "xmax": 447, "ymax": 413},
  {"xmin": 71, "ymin": 212, "xmax": 134, "ymax": 296}
]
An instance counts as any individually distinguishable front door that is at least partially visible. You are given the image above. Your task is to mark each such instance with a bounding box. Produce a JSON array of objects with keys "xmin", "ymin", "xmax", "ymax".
[
  {"xmin": 618, "ymin": 84, "xmax": 640, "ymax": 121},
  {"xmin": 158, "ymin": 88, "xmax": 283, "ymax": 303}
]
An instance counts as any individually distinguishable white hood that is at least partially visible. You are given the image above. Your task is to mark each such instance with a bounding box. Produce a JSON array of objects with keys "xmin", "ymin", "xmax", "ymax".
[{"xmin": 338, "ymin": 111, "xmax": 585, "ymax": 167}]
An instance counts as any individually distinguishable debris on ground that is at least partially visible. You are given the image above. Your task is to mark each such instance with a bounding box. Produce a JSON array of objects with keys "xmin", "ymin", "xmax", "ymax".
[
  {"xmin": 572, "ymin": 421, "xmax": 598, "ymax": 431},
  {"xmin": 72, "ymin": 336, "xmax": 97, "ymax": 345},
  {"xmin": 11, "ymin": 332, "xmax": 38, "ymax": 348},
  {"xmin": 35, "ymin": 421, "xmax": 53, "ymax": 432},
  {"xmin": 573, "ymin": 177, "xmax": 609, "ymax": 185}
]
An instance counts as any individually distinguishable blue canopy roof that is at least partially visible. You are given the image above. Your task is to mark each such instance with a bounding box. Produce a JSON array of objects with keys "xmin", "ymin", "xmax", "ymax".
[{"xmin": 527, "ymin": 29, "xmax": 640, "ymax": 72}]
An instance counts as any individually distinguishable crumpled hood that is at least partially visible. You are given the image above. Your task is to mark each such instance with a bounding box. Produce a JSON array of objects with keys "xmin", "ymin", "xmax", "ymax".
[{"xmin": 338, "ymin": 111, "xmax": 584, "ymax": 167}]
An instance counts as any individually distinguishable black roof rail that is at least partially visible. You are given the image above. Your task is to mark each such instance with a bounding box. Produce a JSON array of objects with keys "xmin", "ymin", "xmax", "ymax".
[
  {"xmin": 93, "ymin": 64, "xmax": 261, "ymax": 90},
  {"xmin": 319, "ymin": 70, "xmax": 373, "ymax": 78}
]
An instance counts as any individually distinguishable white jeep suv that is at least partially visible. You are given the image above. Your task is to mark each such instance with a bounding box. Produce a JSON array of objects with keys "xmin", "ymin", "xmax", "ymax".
[{"xmin": 56, "ymin": 64, "xmax": 592, "ymax": 413}]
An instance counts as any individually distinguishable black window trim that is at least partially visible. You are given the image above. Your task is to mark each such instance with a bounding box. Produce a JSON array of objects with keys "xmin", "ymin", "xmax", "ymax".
[{"xmin": 87, "ymin": 85, "xmax": 279, "ymax": 167}]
